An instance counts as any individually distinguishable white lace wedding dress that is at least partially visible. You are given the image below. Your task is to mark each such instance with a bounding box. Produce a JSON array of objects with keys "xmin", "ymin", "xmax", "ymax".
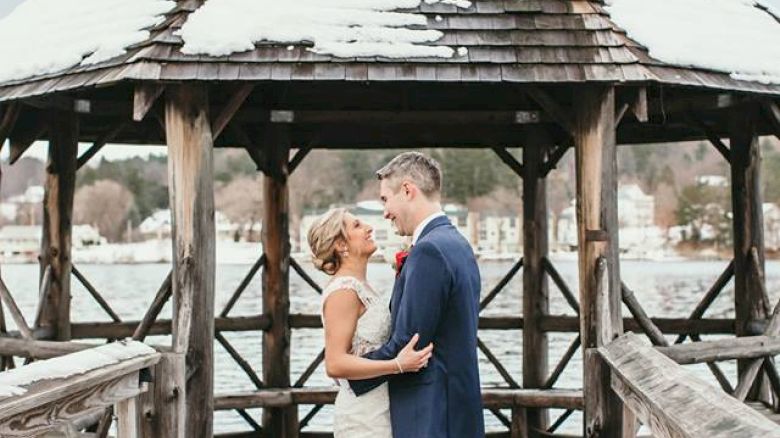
[{"xmin": 321, "ymin": 276, "xmax": 393, "ymax": 438}]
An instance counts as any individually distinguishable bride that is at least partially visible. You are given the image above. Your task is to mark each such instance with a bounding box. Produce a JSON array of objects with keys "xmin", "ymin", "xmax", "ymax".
[{"xmin": 307, "ymin": 207, "xmax": 432, "ymax": 437}]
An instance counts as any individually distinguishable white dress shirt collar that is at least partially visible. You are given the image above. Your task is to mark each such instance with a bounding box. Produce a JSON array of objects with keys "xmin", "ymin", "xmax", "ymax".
[{"xmin": 412, "ymin": 211, "xmax": 446, "ymax": 245}]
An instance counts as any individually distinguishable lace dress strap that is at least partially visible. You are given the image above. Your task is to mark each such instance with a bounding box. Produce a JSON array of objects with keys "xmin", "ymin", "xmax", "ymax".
[{"xmin": 322, "ymin": 276, "xmax": 377, "ymax": 307}]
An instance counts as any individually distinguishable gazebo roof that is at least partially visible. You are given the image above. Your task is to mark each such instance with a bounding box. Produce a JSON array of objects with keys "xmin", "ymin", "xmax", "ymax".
[{"xmin": 0, "ymin": 0, "xmax": 778, "ymax": 100}]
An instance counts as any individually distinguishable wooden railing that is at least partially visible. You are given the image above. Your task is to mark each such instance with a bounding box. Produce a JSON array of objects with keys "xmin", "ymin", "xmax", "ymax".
[
  {"xmin": 212, "ymin": 387, "xmax": 583, "ymax": 438},
  {"xmin": 598, "ymin": 333, "xmax": 780, "ymax": 438},
  {"xmin": 0, "ymin": 341, "xmax": 160, "ymax": 437}
]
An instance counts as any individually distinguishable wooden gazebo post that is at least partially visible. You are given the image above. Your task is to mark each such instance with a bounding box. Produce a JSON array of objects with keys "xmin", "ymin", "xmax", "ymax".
[
  {"xmin": 522, "ymin": 131, "xmax": 550, "ymax": 434},
  {"xmin": 729, "ymin": 106, "xmax": 769, "ymax": 400},
  {"xmin": 165, "ymin": 83, "xmax": 216, "ymax": 437},
  {"xmin": 574, "ymin": 85, "xmax": 624, "ymax": 437},
  {"xmin": 39, "ymin": 109, "xmax": 78, "ymax": 341},
  {"xmin": 261, "ymin": 125, "xmax": 298, "ymax": 437}
]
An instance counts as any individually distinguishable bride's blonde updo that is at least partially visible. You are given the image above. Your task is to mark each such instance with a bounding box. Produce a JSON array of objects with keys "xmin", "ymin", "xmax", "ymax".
[{"xmin": 307, "ymin": 208, "xmax": 349, "ymax": 275}]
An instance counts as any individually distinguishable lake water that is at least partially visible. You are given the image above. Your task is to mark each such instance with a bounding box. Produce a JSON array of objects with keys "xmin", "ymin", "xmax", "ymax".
[{"xmin": 3, "ymin": 258, "xmax": 780, "ymax": 434}]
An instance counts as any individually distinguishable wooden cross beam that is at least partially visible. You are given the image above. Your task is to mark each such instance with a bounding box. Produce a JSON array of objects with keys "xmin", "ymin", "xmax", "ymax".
[
  {"xmin": 229, "ymin": 124, "xmax": 267, "ymax": 173},
  {"xmin": 541, "ymin": 144, "xmax": 570, "ymax": 177},
  {"xmin": 77, "ymin": 122, "xmax": 126, "ymax": 170},
  {"xmin": 211, "ymin": 84, "xmax": 255, "ymax": 140},
  {"xmin": 688, "ymin": 116, "xmax": 731, "ymax": 163},
  {"xmin": 133, "ymin": 83, "xmax": 165, "ymax": 122},
  {"xmin": 9, "ymin": 118, "xmax": 47, "ymax": 165},
  {"xmin": 762, "ymin": 100, "xmax": 780, "ymax": 140},
  {"xmin": 0, "ymin": 103, "xmax": 21, "ymax": 151},
  {"xmin": 492, "ymin": 147, "xmax": 524, "ymax": 176}
]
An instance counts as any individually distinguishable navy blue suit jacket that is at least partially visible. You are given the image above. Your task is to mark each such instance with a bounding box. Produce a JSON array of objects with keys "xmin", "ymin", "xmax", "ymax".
[{"xmin": 349, "ymin": 215, "xmax": 485, "ymax": 438}]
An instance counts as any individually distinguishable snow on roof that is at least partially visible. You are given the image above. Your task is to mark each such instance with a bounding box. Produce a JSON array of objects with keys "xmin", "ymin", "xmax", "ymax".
[
  {"xmin": 0, "ymin": 341, "xmax": 156, "ymax": 397},
  {"xmin": 606, "ymin": 0, "xmax": 780, "ymax": 84},
  {"xmin": 0, "ymin": 0, "xmax": 174, "ymax": 83},
  {"xmin": 177, "ymin": 0, "xmax": 470, "ymax": 59}
]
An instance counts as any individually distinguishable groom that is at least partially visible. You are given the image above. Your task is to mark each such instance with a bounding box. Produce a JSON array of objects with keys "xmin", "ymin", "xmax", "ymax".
[{"xmin": 349, "ymin": 152, "xmax": 484, "ymax": 437}]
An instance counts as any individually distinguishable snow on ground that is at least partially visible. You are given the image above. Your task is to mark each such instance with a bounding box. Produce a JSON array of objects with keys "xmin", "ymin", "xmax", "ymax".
[
  {"xmin": 0, "ymin": 341, "xmax": 155, "ymax": 397},
  {"xmin": 177, "ymin": 0, "xmax": 470, "ymax": 59},
  {"xmin": 607, "ymin": 0, "xmax": 780, "ymax": 84}
]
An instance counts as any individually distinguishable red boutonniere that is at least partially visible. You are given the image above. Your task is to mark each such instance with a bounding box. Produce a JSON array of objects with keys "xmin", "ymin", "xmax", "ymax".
[{"xmin": 394, "ymin": 250, "xmax": 409, "ymax": 277}]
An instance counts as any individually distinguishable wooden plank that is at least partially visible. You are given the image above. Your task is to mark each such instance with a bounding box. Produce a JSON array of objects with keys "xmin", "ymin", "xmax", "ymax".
[
  {"xmin": 116, "ymin": 397, "xmax": 140, "ymax": 438},
  {"xmin": 139, "ymin": 352, "xmax": 184, "ymax": 438},
  {"xmin": 165, "ymin": 83, "xmax": 216, "ymax": 437},
  {"xmin": 600, "ymin": 333, "xmax": 780, "ymax": 438},
  {"xmin": 260, "ymin": 126, "xmax": 298, "ymax": 436},
  {"xmin": 0, "ymin": 336, "xmax": 91, "ymax": 360},
  {"xmin": 40, "ymin": 109, "xmax": 78, "ymax": 341},
  {"xmin": 0, "ymin": 343, "xmax": 159, "ymax": 421},
  {"xmin": 574, "ymin": 85, "xmax": 623, "ymax": 437},
  {"xmin": 730, "ymin": 107, "xmax": 769, "ymax": 401},
  {"xmin": 658, "ymin": 335, "xmax": 780, "ymax": 365},
  {"xmin": 215, "ymin": 388, "xmax": 583, "ymax": 410},
  {"xmin": 66, "ymin": 314, "xmax": 741, "ymax": 338},
  {"xmin": 522, "ymin": 132, "xmax": 550, "ymax": 434},
  {"xmin": 134, "ymin": 83, "xmax": 164, "ymax": 122},
  {"xmin": 211, "ymin": 84, "xmax": 254, "ymax": 140}
]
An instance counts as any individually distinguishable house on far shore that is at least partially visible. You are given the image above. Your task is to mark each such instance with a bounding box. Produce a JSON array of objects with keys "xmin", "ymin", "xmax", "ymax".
[{"xmin": 0, "ymin": 224, "xmax": 105, "ymax": 263}]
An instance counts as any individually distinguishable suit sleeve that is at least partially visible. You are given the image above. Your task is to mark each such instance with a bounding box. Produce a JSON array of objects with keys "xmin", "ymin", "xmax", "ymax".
[{"xmin": 348, "ymin": 241, "xmax": 451, "ymax": 396}]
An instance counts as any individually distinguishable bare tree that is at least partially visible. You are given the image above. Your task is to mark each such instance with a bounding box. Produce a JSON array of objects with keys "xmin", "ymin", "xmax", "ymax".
[
  {"xmin": 215, "ymin": 176, "xmax": 263, "ymax": 241},
  {"xmin": 73, "ymin": 179, "xmax": 134, "ymax": 242}
]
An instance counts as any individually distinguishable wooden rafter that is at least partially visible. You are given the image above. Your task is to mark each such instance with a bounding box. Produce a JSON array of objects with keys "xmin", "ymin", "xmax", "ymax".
[{"xmin": 211, "ymin": 84, "xmax": 255, "ymax": 140}]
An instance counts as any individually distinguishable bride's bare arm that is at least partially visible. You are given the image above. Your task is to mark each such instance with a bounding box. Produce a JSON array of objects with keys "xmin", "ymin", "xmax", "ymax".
[{"xmin": 323, "ymin": 289, "xmax": 432, "ymax": 380}]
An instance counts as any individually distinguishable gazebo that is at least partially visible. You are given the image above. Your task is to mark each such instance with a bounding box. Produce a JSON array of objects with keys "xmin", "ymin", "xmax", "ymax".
[{"xmin": 0, "ymin": 0, "xmax": 779, "ymax": 437}]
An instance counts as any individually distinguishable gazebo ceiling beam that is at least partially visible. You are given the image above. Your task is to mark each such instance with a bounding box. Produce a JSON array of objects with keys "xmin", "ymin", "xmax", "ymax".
[
  {"xmin": 133, "ymin": 83, "xmax": 165, "ymax": 122},
  {"xmin": 648, "ymin": 92, "xmax": 755, "ymax": 118},
  {"xmin": 524, "ymin": 86, "xmax": 575, "ymax": 136},
  {"xmin": 234, "ymin": 109, "xmax": 547, "ymax": 126},
  {"xmin": 211, "ymin": 84, "xmax": 255, "ymax": 141}
]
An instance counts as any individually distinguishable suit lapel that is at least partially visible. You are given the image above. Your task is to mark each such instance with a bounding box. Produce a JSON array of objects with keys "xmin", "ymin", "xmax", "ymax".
[{"xmin": 388, "ymin": 215, "xmax": 451, "ymax": 317}]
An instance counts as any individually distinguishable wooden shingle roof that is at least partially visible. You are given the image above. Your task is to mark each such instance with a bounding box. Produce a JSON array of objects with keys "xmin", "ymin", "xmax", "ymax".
[{"xmin": 0, "ymin": 0, "xmax": 778, "ymax": 101}]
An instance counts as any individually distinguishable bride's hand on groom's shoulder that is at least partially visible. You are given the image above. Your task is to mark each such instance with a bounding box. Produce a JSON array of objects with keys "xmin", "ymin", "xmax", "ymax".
[{"xmin": 394, "ymin": 333, "xmax": 433, "ymax": 373}]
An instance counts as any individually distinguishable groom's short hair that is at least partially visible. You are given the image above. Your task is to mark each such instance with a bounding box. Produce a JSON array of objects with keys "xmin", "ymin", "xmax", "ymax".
[{"xmin": 376, "ymin": 152, "xmax": 442, "ymax": 198}]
